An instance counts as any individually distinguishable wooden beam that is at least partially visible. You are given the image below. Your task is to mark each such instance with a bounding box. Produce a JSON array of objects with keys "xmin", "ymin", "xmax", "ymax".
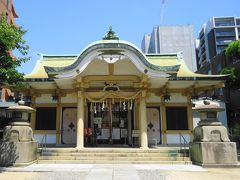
[
  {"xmin": 195, "ymin": 83, "xmax": 225, "ymax": 93},
  {"xmin": 84, "ymin": 87, "xmax": 139, "ymax": 92},
  {"xmin": 83, "ymin": 75, "xmax": 140, "ymax": 83},
  {"xmin": 108, "ymin": 64, "xmax": 114, "ymax": 75}
]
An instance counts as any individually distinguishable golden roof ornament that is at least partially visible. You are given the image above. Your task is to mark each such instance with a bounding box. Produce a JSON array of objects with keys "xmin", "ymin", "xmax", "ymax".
[{"xmin": 103, "ymin": 26, "xmax": 119, "ymax": 40}]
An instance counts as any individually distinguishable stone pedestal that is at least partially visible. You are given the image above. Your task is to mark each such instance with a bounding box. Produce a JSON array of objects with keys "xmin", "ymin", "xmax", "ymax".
[
  {"xmin": 190, "ymin": 142, "xmax": 238, "ymax": 167},
  {"xmin": 190, "ymin": 100, "xmax": 238, "ymax": 167},
  {"xmin": 0, "ymin": 141, "xmax": 37, "ymax": 166},
  {"xmin": 0, "ymin": 101, "xmax": 37, "ymax": 167},
  {"xmin": 193, "ymin": 125, "xmax": 230, "ymax": 142}
]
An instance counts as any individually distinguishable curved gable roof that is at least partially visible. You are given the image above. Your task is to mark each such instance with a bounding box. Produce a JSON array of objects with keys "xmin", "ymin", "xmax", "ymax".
[
  {"xmin": 25, "ymin": 40, "xmax": 227, "ymax": 81},
  {"xmin": 44, "ymin": 40, "xmax": 180, "ymax": 79}
]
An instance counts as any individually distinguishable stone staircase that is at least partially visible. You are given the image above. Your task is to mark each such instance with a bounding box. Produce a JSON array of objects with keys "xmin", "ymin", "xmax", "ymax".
[{"xmin": 37, "ymin": 147, "xmax": 191, "ymax": 164}]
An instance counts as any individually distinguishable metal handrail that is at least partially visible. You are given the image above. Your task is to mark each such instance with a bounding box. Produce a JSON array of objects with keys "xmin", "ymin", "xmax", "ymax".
[
  {"xmin": 39, "ymin": 132, "xmax": 47, "ymax": 149},
  {"xmin": 179, "ymin": 133, "xmax": 190, "ymax": 161},
  {"xmin": 37, "ymin": 133, "xmax": 47, "ymax": 163}
]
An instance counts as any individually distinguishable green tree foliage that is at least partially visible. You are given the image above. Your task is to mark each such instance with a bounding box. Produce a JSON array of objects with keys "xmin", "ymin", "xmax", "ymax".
[
  {"xmin": 233, "ymin": 123, "xmax": 240, "ymax": 136},
  {"xmin": 225, "ymin": 40, "xmax": 240, "ymax": 60},
  {"xmin": 220, "ymin": 67, "xmax": 239, "ymax": 87},
  {"xmin": 0, "ymin": 15, "xmax": 29, "ymax": 88}
]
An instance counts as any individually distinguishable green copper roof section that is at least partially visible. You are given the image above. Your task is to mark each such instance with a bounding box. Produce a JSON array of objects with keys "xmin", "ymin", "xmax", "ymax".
[
  {"xmin": 44, "ymin": 40, "xmax": 180, "ymax": 75},
  {"xmin": 146, "ymin": 53, "xmax": 181, "ymax": 67},
  {"xmin": 24, "ymin": 53, "xmax": 78, "ymax": 79},
  {"xmin": 40, "ymin": 55, "xmax": 77, "ymax": 62}
]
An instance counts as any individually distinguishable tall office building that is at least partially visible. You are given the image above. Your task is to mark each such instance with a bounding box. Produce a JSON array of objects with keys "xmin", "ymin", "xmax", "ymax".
[
  {"xmin": 142, "ymin": 25, "xmax": 197, "ymax": 72},
  {"xmin": 197, "ymin": 16, "xmax": 240, "ymax": 68},
  {"xmin": 0, "ymin": 0, "xmax": 18, "ymax": 102},
  {"xmin": 0, "ymin": 0, "xmax": 18, "ymax": 24},
  {"xmin": 196, "ymin": 17, "xmax": 240, "ymax": 130},
  {"xmin": 141, "ymin": 34, "xmax": 151, "ymax": 54}
]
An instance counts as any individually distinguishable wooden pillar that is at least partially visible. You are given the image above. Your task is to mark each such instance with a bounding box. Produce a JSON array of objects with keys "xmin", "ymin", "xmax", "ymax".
[
  {"xmin": 135, "ymin": 101, "xmax": 139, "ymax": 130},
  {"xmin": 30, "ymin": 96, "xmax": 36, "ymax": 130},
  {"xmin": 127, "ymin": 111, "xmax": 132, "ymax": 144},
  {"xmin": 160, "ymin": 96, "xmax": 167, "ymax": 144},
  {"xmin": 139, "ymin": 91, "xmax": 148, "ymax": 149},
  {"xmin": 76, "ymin": 91, "xmax": 84, "ymax": 148},
  {"xmin": 56, "ymin": 98, "xmax": 61, "ymax": 144},
  {"xmin": 187, "ymin": 95, "xmax": 193, "ymax": 140}
]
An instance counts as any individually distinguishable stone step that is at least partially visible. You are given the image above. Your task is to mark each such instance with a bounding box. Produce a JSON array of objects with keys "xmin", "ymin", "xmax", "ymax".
[
  {"xmin": 38, "ymin": 147, "xmax": 190, "ymax": 164},
  {"xmin": 37, "ymin": 159, "xmax": 192, "ymax": 164},
  {"xmin": 40, "ymin": 147, "xmax": 186, "ymax": 154},
  {"xmin": 41, "ymin": 152, "xmax": 187, "ymax": 157},
  {"xmin": 39, "ymin": 155, "xmax": 190, "ymax": 161}
]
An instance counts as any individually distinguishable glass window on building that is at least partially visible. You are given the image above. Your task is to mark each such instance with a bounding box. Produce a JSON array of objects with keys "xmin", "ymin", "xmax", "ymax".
[
  {"xmin": 215, "ymin": 28, "xmax": 235, "ymax": 37},
  {"xmin": 36, "ymin": 107, "xmax": 56, "ymax": 130},
  {"xmin": 215, "ymin": 18, "xmax": 235, "ymax": 27},
  {"xmin": 216, "ymin": 37, "xmax": 235, "ymax": 46},
  {"xmin": 6, "ymin": 0, "xmax": 9, "ymax": 9},
  {"xmin": 166, "ymin": 107, "xmax": 188, "ymax": 130},
  {"xmin": 236, "ymin": 19, "xmax": 240, "ymax": 26},
  {"xmin": 216, "ymin": 63, "xmax": 222, "ymax": 73},
  {"xmin": 216, "ymin": 46, "xmax": 227, "ymax": 54}
]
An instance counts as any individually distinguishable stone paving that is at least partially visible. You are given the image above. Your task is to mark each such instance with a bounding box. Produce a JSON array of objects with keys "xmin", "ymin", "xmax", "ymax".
[{"xmin": 0, "ymin": 163, "xmax": 240, "ymax": 180}]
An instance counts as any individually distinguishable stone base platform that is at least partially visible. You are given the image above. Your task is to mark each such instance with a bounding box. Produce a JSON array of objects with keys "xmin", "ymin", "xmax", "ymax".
[
  {"xmin": 190, "ymin": 142, "xmax": 238, "ymax": 167},
  {"xmin": 0, "ymin": 141, "xmax": 37, "ymax": 167}
]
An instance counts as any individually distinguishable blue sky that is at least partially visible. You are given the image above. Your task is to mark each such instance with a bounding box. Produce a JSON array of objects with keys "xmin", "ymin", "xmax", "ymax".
[{"xmin": 14, "ymin": 0, "xmax": 240, "ymax": 74}]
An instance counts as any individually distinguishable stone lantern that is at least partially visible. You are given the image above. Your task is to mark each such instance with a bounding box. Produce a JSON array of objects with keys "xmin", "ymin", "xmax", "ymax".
[
  {"xmin": 0, "ymin": 101, "xmax": 37, "ymax": 166},
  {"xmin": 190, "ymin": 100, "xmax": 238, "ymax": 167}
]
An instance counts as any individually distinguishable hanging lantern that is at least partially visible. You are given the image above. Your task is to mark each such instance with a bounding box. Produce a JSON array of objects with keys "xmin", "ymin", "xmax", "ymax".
[
  {"xmin": 94, "ymin": 103, "xmax": 97, "ymax": 114},
  {"xmin": 119, "ymin": 98, "xmax": 122, "ymax": 109},
  {"xmin": 90, "ymin": 103, "xmax": 93, "ymax": 112},
  {"xmin": 123, "ymin": 101, "xmax": 126, "ymax": 111},
  {"xmin": 130, "ymin": 99, "xmax": 133, "ymax": 110},
  {"xmin": 102, "ymin": 101, "xmax": 105, "ymax": 111},
  {"xmin": 98, "ymin": 103, "xmax": 101, "ymax": 112}
]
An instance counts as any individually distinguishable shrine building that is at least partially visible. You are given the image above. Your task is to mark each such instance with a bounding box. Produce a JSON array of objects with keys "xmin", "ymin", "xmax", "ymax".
[{"xmin": 22, "ymin": 28, "xmax": 226, "ymax": 149}]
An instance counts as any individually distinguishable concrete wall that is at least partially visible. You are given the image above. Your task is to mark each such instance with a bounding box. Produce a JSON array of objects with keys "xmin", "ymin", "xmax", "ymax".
[{"xmin": 143, "ymin": 25, "xmax": 197, "ymax": 72}]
